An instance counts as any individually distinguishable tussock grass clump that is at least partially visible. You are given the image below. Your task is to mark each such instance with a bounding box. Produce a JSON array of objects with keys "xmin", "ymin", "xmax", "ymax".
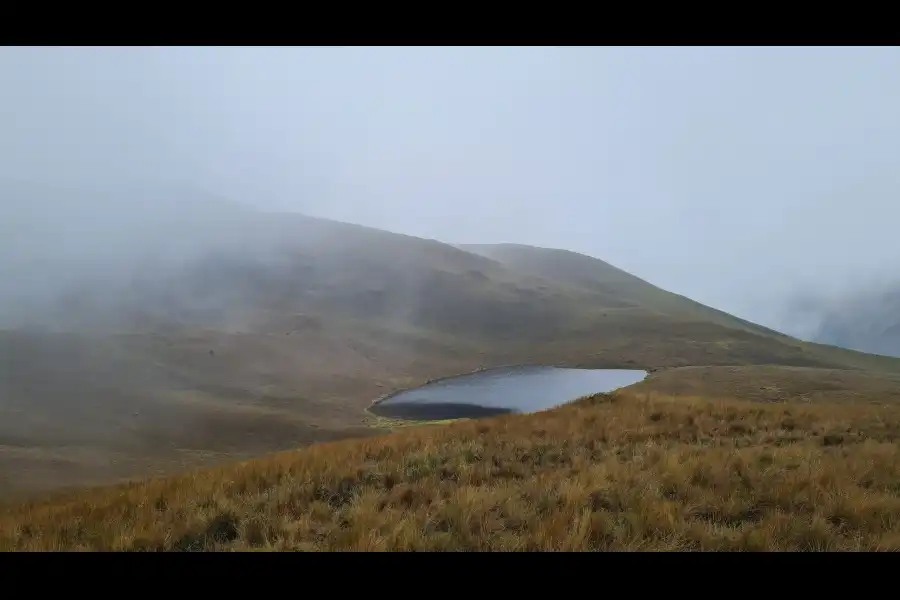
[{"xmin": 3, "ymin": 390, "xmax": 900, "ymax": 551}]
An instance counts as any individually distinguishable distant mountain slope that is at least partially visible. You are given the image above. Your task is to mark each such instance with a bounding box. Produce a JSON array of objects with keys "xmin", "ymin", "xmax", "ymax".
[
  {"xmin": 811, "ymin": 286, "xmax": 900, "ymax": 358},
  {"xmin": 458, "ymin": 242, "xmax": 900, "ymax": 373},
  {"xmin": 459, "ymin": 243, "xmax": 789, "ymax": 339}
]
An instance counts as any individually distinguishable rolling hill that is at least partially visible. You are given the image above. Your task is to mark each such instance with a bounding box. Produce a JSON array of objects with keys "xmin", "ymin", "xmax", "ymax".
[
  {"xmin": 3, "ymin": 186, "xmax": 900, "ymax": 499},
  {"xmin": 460, "ymin": 243, "xmax": 790, "ymax": 338}
]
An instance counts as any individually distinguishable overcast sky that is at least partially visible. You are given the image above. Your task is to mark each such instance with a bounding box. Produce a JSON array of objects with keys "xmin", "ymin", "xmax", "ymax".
[{"xmin": 3, "ymin": 46, "xmax": 900, "ymax": 332}]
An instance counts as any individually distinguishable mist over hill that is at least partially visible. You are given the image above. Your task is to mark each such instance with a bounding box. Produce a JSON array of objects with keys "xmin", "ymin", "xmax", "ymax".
[
  {"xmin": 798, "ymin": 285, "xmax": 900, "ymax": 358},
  {"xmin": 3, "ymin": 179, "xmax": 897, "ymax": 363},
  {"xmin": 1, "ymin": 183, "xmax": 558, "ymax": 338}
]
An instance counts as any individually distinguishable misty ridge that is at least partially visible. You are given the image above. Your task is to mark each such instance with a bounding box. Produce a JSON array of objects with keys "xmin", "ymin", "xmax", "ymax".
[
  {"xmin": 4, "ymin": 176, "xmax": 900, "ymax": 362},
  {"xmin": 783, "ymin": 285, "xmax": 900, "ymax": 358},
  {"xmin": 0, "ymin": 179, "xmax": 577, "ymax": 339},
  {"xmin": 1, "ymin": 179, "xmax": 271, "ymax": 332}
]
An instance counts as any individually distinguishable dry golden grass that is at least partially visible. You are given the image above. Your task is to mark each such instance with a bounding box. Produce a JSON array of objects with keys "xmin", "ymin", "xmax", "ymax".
[{"xmin": 4, "ymin": 388, "xmax": 900, "ymax": 551}]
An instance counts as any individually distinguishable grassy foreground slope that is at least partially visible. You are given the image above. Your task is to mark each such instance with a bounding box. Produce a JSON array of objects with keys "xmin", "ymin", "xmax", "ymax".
[{"xmin": 4, "ymin": 379, "xmax": 900, "ymax": 551}]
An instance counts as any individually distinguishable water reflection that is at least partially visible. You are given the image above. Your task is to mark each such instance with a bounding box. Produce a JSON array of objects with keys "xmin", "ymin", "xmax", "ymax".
[{"xmin": 371, "ymin": 366, "xmax": 646, "ymax": 421}]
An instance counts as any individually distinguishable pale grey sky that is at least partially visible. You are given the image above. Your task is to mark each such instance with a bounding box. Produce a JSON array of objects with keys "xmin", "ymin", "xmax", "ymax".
[{"xmin": 3, "ymin": 46, "xmax": 900, "ymax": 333}]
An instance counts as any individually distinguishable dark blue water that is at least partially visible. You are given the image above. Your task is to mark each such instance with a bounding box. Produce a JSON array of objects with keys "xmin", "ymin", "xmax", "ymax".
[{"xmin": 370, "ymin": 366, "xmax": 646, "ymax": 420}]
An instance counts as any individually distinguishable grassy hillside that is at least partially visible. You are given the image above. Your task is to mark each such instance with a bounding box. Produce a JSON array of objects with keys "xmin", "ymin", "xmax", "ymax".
[
  {"xmin": 5, "ymin": 205, "xmax": 900, "ymax": 499},
  {"xmin": 460, "ymin": 242, "xmax": 900, "ymax": 374},
  {"xmin": 634, "ymin": 364, "xmax": 900, "ymax": 404},
  {"xmin": 5, "ymin": 380, "xmax": 900, "ymax": 551},
  {"xmin": 0, "ymin": 318, "xmax": 495, "ymax": 496},
  {"xmin": 460, "ymin": 243, "xmax": 791, "ymax": 338}
]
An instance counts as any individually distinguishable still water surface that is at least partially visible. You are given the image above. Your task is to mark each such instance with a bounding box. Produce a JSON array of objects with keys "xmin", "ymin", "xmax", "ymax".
[{"xmin": 371, "ymin": 366, "xmax": 647, "ymax": 421}]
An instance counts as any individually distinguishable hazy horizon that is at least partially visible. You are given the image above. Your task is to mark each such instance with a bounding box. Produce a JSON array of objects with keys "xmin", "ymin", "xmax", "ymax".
[{"xmin": 3, "ymin": 46, "xmax": 900, "ymax": 337}]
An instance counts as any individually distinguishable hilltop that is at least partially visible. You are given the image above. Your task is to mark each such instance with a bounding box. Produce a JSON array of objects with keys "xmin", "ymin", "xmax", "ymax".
[
  {"xmin": 3, "ymin": 185, "xmax": 900, "ymax": 499},
  {"xmin": 460, "ymin": 243, "xmax": 789, "ymax": 338}
]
